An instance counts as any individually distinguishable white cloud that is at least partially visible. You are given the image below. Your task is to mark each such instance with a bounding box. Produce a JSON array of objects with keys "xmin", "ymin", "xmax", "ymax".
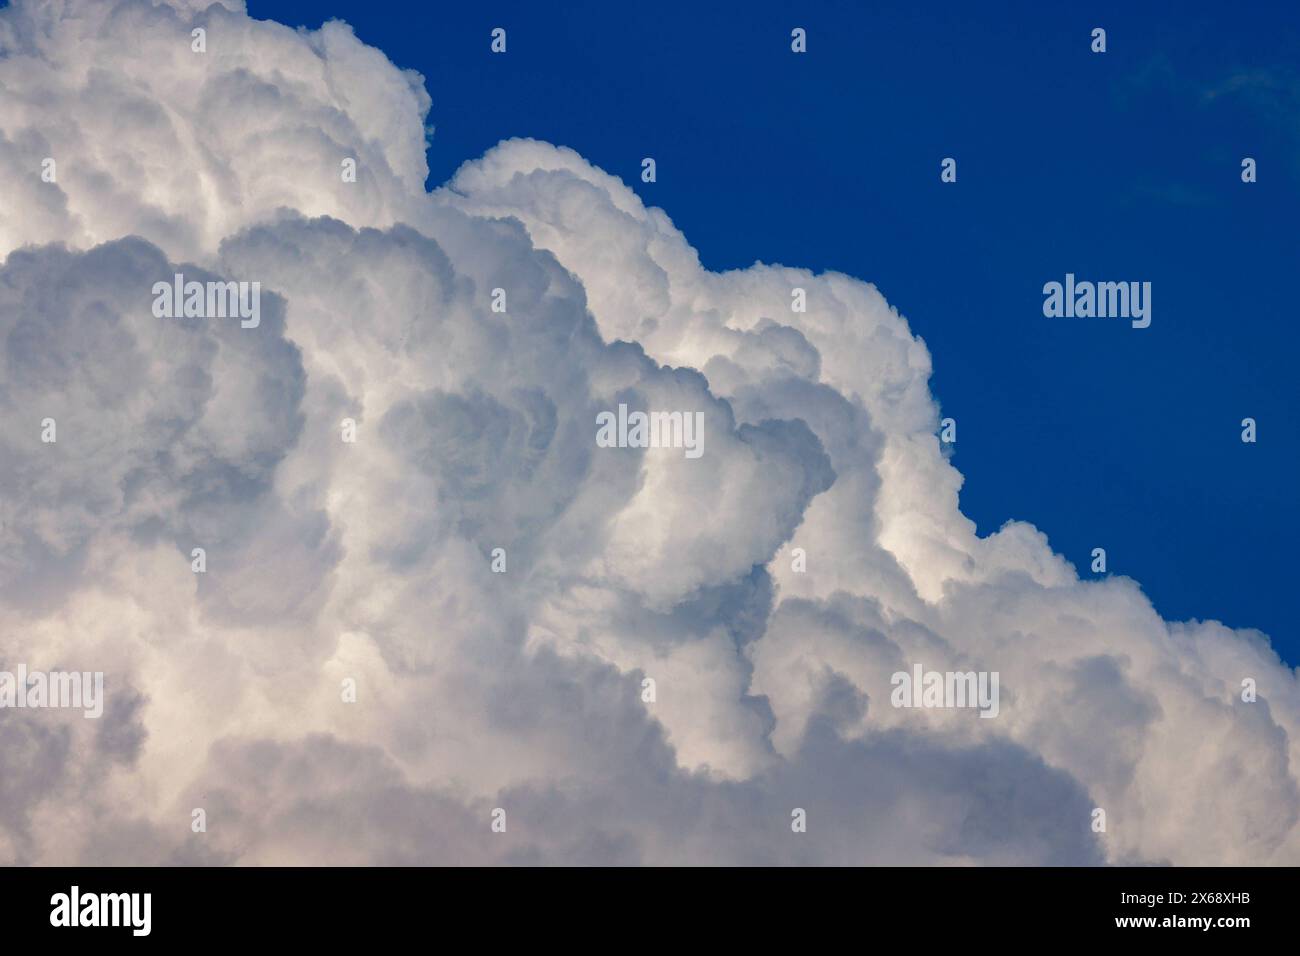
[{"xmin": 0, "ymin": 0, "xmax": 1295, "ymax": 865}]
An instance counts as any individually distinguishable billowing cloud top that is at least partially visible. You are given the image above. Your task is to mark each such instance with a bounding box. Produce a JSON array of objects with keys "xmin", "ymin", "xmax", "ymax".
[{"xmin": 0, "ymin": 0, "xmax": 1294, "ymax": 865}]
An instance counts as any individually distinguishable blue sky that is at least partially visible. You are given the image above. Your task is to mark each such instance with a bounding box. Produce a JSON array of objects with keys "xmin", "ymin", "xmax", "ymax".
[{"xmin": 252, "ymin": 0, "xmax": 1298, "ymax": 662}]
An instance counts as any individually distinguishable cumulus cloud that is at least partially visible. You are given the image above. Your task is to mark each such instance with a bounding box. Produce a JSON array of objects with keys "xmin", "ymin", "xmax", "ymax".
[{"xmin": 0, "ymin": 0, "xmax": 1295, "ymax": 865}]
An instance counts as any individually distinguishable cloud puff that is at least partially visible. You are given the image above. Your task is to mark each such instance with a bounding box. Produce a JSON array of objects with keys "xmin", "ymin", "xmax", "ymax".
[{"xmin": 0, "ymin": 0, "xmax": 1295, "ymax": 865}]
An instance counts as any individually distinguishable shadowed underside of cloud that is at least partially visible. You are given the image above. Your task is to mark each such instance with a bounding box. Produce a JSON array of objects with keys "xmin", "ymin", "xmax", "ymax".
[{"xmin": 0, "ymin": 0, "xmax": 1295, "ymax": 865}]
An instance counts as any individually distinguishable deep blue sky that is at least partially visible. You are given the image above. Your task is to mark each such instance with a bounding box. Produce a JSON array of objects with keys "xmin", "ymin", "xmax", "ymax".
[{"xmin": 251, "ymin": 0, "xmax": 1297, "ymax": 663}]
